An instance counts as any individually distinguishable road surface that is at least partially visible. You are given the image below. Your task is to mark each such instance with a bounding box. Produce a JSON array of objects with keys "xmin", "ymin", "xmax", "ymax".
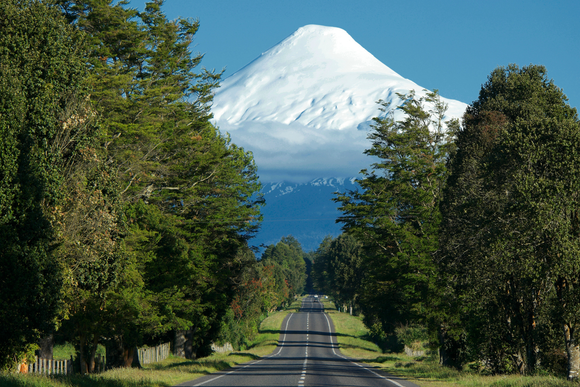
[{"xmin": 178, "ymin": 295, "xmax": 418, "ymax": 387}]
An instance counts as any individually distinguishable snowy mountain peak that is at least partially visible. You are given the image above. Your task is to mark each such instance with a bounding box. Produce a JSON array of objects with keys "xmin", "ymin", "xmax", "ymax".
[
  {"xmin": 212, "ymin": 25, "xmax": 469, "ymax": 250},
  {"xmin": 212, "ymin": 25, "xmax": 467, "ymax": 183},
  {"xmin": 258, "ymin": 24, "xmax": 400, "ymax": 78},
  {"xmin": 212, "ymin": 24, "xmax": 418, "ymax": 131}
]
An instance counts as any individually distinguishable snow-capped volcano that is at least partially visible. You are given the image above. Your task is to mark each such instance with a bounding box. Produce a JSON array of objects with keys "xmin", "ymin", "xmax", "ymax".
[{"xmin": 212, "ymin": 24, "xmax": 468, "ymax": 183}]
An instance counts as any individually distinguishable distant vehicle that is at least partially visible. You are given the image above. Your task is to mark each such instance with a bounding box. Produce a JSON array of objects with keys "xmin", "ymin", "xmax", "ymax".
[{"xmin": 314, "ymin": 295, "xmax": 318, "ymax": 298}]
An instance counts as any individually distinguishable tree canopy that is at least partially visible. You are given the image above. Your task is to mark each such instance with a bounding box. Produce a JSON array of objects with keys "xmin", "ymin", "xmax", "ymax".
[
  {"xmin": 439, "ymin": 64, "xmax": 580, "ymax": 376},
  {"xmin": 0, "ymin": 0, "xmax": 99, "ymax": 369},
  {"xmin": 1, "ymin": 0, "xmax": 264, "ymax": 371}
]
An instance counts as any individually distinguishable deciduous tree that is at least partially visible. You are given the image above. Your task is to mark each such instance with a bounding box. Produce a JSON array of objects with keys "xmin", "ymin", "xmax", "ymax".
[{"xmin": 439, "ymin": 64, "xmax": 580, "ymax": 376}]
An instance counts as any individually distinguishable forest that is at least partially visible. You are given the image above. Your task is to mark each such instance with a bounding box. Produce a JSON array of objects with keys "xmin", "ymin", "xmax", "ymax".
[{"xmin": 2, "ymin": 0, "xmax": 580, "ymax": 382}]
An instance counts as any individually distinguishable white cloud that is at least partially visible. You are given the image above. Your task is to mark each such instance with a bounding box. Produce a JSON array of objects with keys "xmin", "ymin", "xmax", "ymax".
[{"xmin": 220, "ymin": 120, "xmax": 374, "ymax": 183}]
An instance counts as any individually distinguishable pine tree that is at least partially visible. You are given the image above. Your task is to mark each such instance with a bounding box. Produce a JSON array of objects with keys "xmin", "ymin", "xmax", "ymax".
[{"xmin": 335, "ymin": 90, "xmax": 458, "ymax": 336}]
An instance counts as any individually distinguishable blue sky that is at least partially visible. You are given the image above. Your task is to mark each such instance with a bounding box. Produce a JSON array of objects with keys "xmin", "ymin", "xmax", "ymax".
[{"xmin": 129, "ymin": 0, "xmax": 579, "ymax": 110}]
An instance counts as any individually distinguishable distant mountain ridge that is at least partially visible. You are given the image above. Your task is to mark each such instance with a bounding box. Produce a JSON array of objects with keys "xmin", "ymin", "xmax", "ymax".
[{"xmin": 253, "ymin": 178, "xmax": 358, "ymax": 252}]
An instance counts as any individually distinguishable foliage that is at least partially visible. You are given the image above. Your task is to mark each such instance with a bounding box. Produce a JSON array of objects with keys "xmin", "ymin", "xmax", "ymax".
[
  {"xmin": 0, "ymin": 0, "xmax": 264, "ymax": 370},
  {"xmin": 395, "ymin": 324, "xmax": 429, "ymax": 350},
  {"xmin": 334, "ymin": 90, "xmax": 458, "ymax": 337},
  {"xmin": 48, "ymin": 0, "xmax": 264, "ymax": 366},
  {"xmin": 312, "ymin": 234, "xmax": 364, "ymax": 314},
  {"xmin": 216, "ymin": 248, "xmax": 276, "ymax": 350},
  {"xmin": 260, "ymin": 236, "xmax": 307, "ymax": 304},
  {"xmin": 438, "ymin": 64, "xmax": 580, "ymax": 376},
  {"xmin": 311, "ymin": 235, "xmax": 334, "ymax": 295},
  {"xmin": 0, "ymin": 0, "xmax": 101, "ymax": 370}
]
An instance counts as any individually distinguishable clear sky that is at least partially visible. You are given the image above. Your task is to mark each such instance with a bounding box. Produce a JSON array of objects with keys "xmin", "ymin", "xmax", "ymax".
[{"xmin": 128, "ymin": 0, "xmax": 579, "ymax": 110}]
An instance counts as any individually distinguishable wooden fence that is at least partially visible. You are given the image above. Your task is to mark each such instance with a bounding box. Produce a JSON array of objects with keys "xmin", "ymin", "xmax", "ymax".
[
  {"xmin": 18, "ymin": 357, "xmax": 73, "ymax": 375},
  {"xmin": 211, "ymin": 342, "xmax": 233, "ymax": 353},
  {"xmin": 16, "ymin": 343, "xmax": 169, "ymax": 373},
  {"xmin": 17, "ymin": 354, "xmax": 107, "ymax": 375},
  {"xmin": 135, "ymin": 342, "xmax": 171, "ymax": 366}
]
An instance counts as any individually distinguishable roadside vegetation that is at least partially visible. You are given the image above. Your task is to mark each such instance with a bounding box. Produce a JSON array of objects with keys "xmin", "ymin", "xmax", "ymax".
[
  {"xmin": 321, "ymin": 299, "xmax": 576, "ymax": 387},
  {"xmin": 315, "ymin": 64, "xmax": 580, "ymax": 379},
  {"xmin": 1, "ymin": 0, "xmax": 310, "ymax": 375},
  {"xmin": 0, "ymin": 299, "xmax": 304, "ymax": 387},
  {"xmin": 2, "ymin": 292, "xmax": 576, "ymax": 387}
]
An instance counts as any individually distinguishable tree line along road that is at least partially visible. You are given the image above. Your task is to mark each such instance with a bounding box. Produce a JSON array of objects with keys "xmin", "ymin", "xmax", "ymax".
[{"xmin": 177, "ymin": 295, "xmax": 419, "ymax": 387}]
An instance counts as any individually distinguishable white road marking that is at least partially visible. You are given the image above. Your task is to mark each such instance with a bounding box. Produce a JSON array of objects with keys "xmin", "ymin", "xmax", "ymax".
[
  {"xmin": 322, "ymin": 312, "xmax": 405, "ymax": 387},
  {"xmin": 193, "ymin": 312, "xmax": 295, "ymax": 386}
]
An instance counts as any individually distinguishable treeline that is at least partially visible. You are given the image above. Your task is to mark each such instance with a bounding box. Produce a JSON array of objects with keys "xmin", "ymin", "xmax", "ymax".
[
  {"xmin": 218, "ymin": 236, "xmax": 308, "ymax": 349},
  {"xmin": 0, "ymin": 0, "xmax": 281, "ymax": 372},
  {"xmin": 316, "ymin": 67, "xmax": 580, "ymax": 379}
]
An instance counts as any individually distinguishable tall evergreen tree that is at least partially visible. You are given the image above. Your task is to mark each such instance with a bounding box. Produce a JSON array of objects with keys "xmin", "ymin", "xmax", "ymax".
[
  {"xmin": 55, "ymin": 0, "xmax": 263, "ymax": 363},
  {"xmin": 335, "ymin": 90, "xmax": 458, "ymax": 336},
  {"xmin": 311, "ymin": 235, "xmax": 334, "ymax": 295},
  {"xmin": 314, "ymin": 234, "xmax": 364, "ymax": 315}
]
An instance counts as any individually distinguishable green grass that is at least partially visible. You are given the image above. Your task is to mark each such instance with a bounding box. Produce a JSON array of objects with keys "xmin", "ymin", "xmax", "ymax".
[
  {"xmin": 53, "ymin": 343, "xmax": 75, "ymax": 361},
  {"xmin": 52, "ymin": 344, "xmax": 105, "ymax": 362},
  {"xmin": 0, "ymin": 353, "xmax": 255, "ymax": 387},
  {"xmin": 321, "ymin": 299, "xmax": 576, "ymax": 387}
]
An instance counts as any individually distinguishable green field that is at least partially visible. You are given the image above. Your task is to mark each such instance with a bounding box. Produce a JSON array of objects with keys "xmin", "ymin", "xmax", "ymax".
[{"xmin": 1, "ymin": 297, "xmax": 574, "ymax": 387}]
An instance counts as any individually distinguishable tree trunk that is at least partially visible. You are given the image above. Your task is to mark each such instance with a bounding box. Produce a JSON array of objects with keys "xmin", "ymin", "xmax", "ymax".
[
  {"xmin": 79, "ymin": 334, "xmax": 87, "ymax": 374},
  {"xmin": 185, "ymin": 328, "xmax": 197, "ymax": 359},
  {"xmin": 124, "ymin": 347, "xmax": 135, "ymax": 367},
  {"xmin": 173, "ymin": 327, "xmax": 199, "ymax": 359},
  {"xmin": 87, "ymin": 335, "xmax": 99, "ymax": 373},
  {"xmin": 438, "ymin": 327, "xmax": 463, "ymax": 370},
  {"xmin": 522, "ymin": 290, "xmax": 538, "ymax": 374},
  {"xmin": 511, "ymin": 352, "xmax": 526, "ymax": 375},
  {"xmin": 564, "ymin": 323, "xmax": 580, "ymax": 380},
  {"xmin": 174, "ymin": 330, "xmax": 186, "ymax": 358},
  {"xmin": 438, "ymin": 329, "xmax": 450, "ymax": 366},
  {"xmin": 105, "ymin": 336, "xmax": 135, "ymax": 368},
  {"xmin": 36, "ymin": 333, "xmax": 54, "ymax": 360}
]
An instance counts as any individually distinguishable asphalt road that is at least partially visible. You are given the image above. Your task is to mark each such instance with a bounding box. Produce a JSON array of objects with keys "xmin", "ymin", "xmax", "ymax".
[{"xmin": 178, "ymin": 296, "xmax": 418, "ymax": 387}]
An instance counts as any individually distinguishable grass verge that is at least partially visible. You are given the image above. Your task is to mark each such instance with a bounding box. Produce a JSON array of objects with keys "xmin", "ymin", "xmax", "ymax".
[
  {"xmin": 321, "ymin": 299, "xmax": 576, "ymax": 387},
  {"xmin": 0, "ymin": 353, "xmax": 256, "ymax": 387}
]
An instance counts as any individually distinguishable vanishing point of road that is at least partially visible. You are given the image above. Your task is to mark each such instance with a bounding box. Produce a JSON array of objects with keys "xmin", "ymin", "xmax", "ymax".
[{"xmin": 177, "ymin": 295, "xmax": 419, "ymax": 387}]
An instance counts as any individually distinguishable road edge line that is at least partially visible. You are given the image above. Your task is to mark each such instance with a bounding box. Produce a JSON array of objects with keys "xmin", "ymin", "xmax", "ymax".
[{"xmin": 322, "ymin": 312, "xmax": 406, "ymax": 387}]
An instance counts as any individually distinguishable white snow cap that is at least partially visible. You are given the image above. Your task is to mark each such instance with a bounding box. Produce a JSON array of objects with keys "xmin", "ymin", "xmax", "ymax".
[{"xmin": 212, "ymin": 24, "xmax": 467, "ymax": 183}]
